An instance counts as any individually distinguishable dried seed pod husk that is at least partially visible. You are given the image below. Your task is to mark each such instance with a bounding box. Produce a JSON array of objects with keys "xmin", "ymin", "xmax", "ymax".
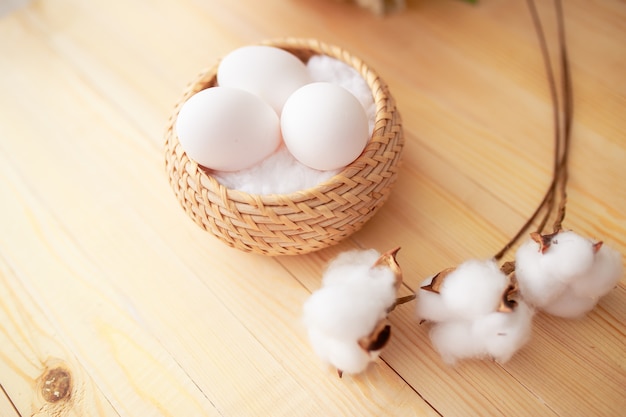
[
  {"xmin": 373, "ymin": 246, "xmax": 403, "ymax": 290},
  {"xmin": 531, "ymin": 231, "xmax": 560, "ymax": 253},
  {"xmin": 420, "ymin": 267, "xmax": 456, "ymax": 294},
  {"xmin": 497, "ymin": 275, "xmax": 520, "ymax": 313},
  {"xmin": 358, "ymin": 319, "xmax": 392, "ymax": 352},
  {"xmin": 374, "ymin": 247, "xmax": 416, "ymax": 312}
]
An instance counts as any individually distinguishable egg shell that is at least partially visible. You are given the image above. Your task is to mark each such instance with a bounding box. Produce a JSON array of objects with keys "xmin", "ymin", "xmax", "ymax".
[
  {"xmin": 217, "ymin": 45, "xmax": 311, "ymax": 115},
  {"xmin": 175, "ymin": 86, "xmax": 281, "ymax": 172},
  {"xmin": 281, "ymin": 82, "xmax": 370, "ymax": 171}
]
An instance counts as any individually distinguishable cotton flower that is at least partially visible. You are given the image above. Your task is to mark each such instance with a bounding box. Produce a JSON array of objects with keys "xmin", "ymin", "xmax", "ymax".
[
  {"xmin": 539, "ymin": 287, "xmax": 597, "ymax": 318},
  {"xmin": 472, "ymin": 300, "xmax": 534, "ymax": 363},
  {"xmin": 417, "ymin": 259, "xmax": 534, "ymax": 364},
  {"xmin": 417, "ymin": 259, "xmax": 509, "ymax": 322},
  {"xmin": 429, "ymin": 299, "xmax": 533, "ymax": 365},
  {"xmin": 569, "ymin": 241, "xmax": 623, "ymax": 299},
  {"xmin": 303, "ymin": 248, "xmax": 402, "ymax": 376},
  {"xmin": 515, "ymin": 231, "xmax": 623, "ymax": 318},
  {"xmin": 515, "ymin": 231, "xmax": 594, "ymax": 306}
]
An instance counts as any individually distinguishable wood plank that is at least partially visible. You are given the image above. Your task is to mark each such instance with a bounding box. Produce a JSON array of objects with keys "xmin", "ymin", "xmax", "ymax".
[
  {"xmin": 0, "ymin": 0, "xmax": 624, "ymax": 416},
  {"xmin": 0, "ymin": 155, "xmax": 220, "ymax": 417},
  {"xmin": 0, "ymin": 256, "xmax": 121, "ymax": 417},
  {"xmin": 0, "ymin": 384, "xmax": 21, "ymax": 417}
]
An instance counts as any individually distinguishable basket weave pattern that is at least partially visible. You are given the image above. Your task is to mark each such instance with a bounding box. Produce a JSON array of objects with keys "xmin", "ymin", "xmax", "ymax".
[{"xmin": 164, "ymin": 38, "xmax": 403, "ymax": 256}]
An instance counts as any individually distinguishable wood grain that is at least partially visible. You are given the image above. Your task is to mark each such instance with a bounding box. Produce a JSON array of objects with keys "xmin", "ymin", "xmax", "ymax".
[
  {"xmin": 0, "ymin": 0, "xmax": 624, "ymax": 416},
  {"xmin": 0, "ymin": 255, "xmax": 121, "ymax": 417}
]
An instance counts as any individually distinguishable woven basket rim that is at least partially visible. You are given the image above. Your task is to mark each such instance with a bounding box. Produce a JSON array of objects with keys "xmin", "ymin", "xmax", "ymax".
[{"xmin": 167, "ymin": 37, "xmax": 393, "ymax": 206}]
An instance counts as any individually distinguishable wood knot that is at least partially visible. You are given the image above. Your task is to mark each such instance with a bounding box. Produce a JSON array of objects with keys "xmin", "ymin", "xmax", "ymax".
[{"xmin": 40, "ymin": 367, "xmax": 72, "ymax": 403}]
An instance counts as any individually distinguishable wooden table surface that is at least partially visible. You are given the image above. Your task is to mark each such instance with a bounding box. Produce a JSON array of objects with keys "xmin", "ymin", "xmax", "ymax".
[{"xmin": 1, "ymin": 0, "xmax": 624, "ymax": 416}]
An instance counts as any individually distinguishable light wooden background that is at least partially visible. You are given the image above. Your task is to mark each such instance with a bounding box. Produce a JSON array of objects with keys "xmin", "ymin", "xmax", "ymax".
[{"xmin": 1, "ymin": 0, "xmax": 624, "ymax": 416}]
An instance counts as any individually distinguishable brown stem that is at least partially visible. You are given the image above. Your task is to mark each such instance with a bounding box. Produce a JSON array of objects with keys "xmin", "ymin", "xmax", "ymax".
[
  {"xmin": 495, "ymin": 0, "xmax": 572, "ymax": 260},
  {"xmin": 552, "ymin": 0, "xmax": 573, "ymax": 233},
  {"xmin": 387, "ymin": 293, "xmax": 417, "ymax": 313},
  {"xmin": 493, "ymin": 183, "xmax": 554, "ymax": 261}
]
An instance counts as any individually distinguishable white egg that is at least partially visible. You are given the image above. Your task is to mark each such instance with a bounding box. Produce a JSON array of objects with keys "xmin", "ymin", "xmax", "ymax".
[
  {"xmin": 175, "ymin": 86, "xmax": 281, "ymax": 172},
  {"xmin": 281, "ymin": 82, "xmax": 370, "ymax": 171},
  {"xmin": 217, "ymin": 45, "xmax": 311, "ymax": 115}
]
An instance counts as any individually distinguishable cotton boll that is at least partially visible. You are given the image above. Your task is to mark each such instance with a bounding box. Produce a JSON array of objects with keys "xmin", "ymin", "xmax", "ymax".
[
  {"xmin": 326, "ymin": 340, "xmax": 377, "ymax": 376},
  {"xmin": 536, "ymin": 238, "xmax": 622, "ymax": 319},
  {"xmin": 303, "ymin": 286, "xmax": 353, "ymax": 339},
  {"xmin": 307, "ymin": 328, "xmax": 375, "ymax": 375},
  {"xmin": 473, "ymin": 300, "xmax": 534, "ymax": 363},
  {"xmin": 430, "ymin": 321, "xmax": 482, "ymax": 365},
  {"xmin": 439, "ymin": 259, "xmax": 509, "ymax": 320},
  {"xmin": 416, "ymin": 275, "xmax": 454, "ymax": 323},
  {"xmin": 515, "ymin": 232, "xmax": 620, "ymax": 312},
  {"xmin": 429, "ymin": 301, "xmax": 534, "ymax": 365},
  {"xmin": 360, "ymin": 267, "xmax": 398, "ymax": 309},
  {"xmin": 420, "ymin": 259, "xmax": 534, "ymax": 365},
  {"xmin": 303, "ymin": 284, "xmax": 389, "ymax": 341},
  {"xmin": 541, "ymin": 231, "xmax": 596, "ymax": 280},
  {"xmin": 326, "ymin": 248, "xmax": 381, "ymax": 269},
  {"xmin": 322, "ymin": 263, "xmax": 373, "ymax": 289},
  {"xmin": 515, "ymin": 238, "xmax": 568, "ymax": 307},
  {"xmin": 320, "ymin": 250, "xmax": 397, "ymax": 311},
  {"xmin": 540, "ymin": 287, "xmax": 598, "ymax": 319},
  {"xmin": 306, "ymin": 327, "xmax": 336, "ymax": 366},
  {"xmin": 303, "ymin": 286, "xmax": 375, "ymax": 341},
  {"xmin": 303, "ymin": 248, "xmax": 403, "ymax": 375},
  {"xmin": 322, "ymin": 249, "xmax": 382, "ymax": 287},
  {"xmin": 570, "ymin": 243, "xmax": 623, "ymax": 299}
]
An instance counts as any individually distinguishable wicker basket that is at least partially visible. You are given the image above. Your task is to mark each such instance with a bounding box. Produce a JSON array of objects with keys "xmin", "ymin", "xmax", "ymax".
[{"xmin": 164, "ymin": 38, "xmax": 403, "ymax": 256}]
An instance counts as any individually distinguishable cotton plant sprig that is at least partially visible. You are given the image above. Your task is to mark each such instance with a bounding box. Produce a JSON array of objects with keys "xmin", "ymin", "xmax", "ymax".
[
  {"xmin": 509, "ymin": 0, "xmax": 622, "ymax": 319},
  {"xmin": 415, "ymin": 0, "xmax": 622, "ymax": 364},
  {"xmin": 302, "ymin": 247, "xmax": 414, "ymax": 377},
  {"xmin": 515, "ymin": 231, "xmax": 622, "ymax": 318},
  {"xmin": 416, "ymin": 260, "xmax": 533, "ymax": 364},
  {"xmin": 303, "ymin": 0, "xmax": 622, "ymax": 375}
]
